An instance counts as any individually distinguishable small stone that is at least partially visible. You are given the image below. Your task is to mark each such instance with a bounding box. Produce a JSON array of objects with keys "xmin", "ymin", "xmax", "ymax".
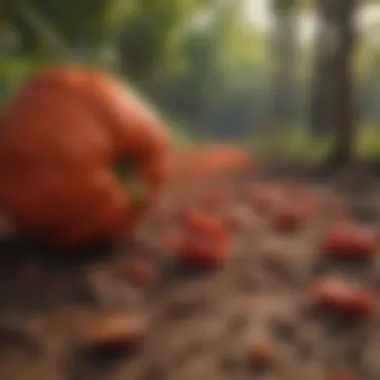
[
  {"xmin": 87, "ymin": 270, "xmax": 141, "ymax": 308},
  {"xmin": 246, "ymin": 341, "xmax": 276, "ymax": 368},
  {"xmin": 82, "ymin": 311, "xmax": 149, "ymax": 350}
]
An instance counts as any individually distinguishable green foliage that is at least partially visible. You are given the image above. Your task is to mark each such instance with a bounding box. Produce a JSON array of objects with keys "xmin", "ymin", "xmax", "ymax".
[
  {"xmin": 273, "ymin": 0, "xmax": 297, "ymax": 12},
  {"xmin": 249, "ymin": 125, "xmax": 380, "ymax": 162},
  {"xmin": 0, "ymin": 55, "xmax": 52, "ymax": 110},
  {"xmin": 249, "ymin": 127, "xmax": 331, "ymax": 162},
  {"xmin": 0, "ymin": 0, "xmax": 129, "ymax": 54},
  {"xmin": 118, "ymin": 0, "xmax": 204, "ymax": 83},
  {"xmin": 1, "ymin": 0, "xmax": 380, "ymax": 153}
]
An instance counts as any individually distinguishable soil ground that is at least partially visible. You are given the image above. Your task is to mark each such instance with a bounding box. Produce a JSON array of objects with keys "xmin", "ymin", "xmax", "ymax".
[{"xmin": 0, "ymin": 161, "xmax": 379, "ymax": 380}]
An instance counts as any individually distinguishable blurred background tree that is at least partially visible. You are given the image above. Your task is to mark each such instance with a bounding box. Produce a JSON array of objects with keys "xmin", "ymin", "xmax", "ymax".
[
  {"xmin": 309, "ymin": 0, "xmax": 358, "ymax": 165},
  {"xmin": 269, "ymin": 0, "xmax": 298, "ymax": 130},
  {"xmin": 1, "ymin": 0, "xmax": 380, "ymax": 163}
]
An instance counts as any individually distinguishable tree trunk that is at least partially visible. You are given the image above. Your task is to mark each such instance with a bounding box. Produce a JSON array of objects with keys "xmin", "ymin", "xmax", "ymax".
[
  {"xmin": 329, "ymin": 0, "xmax": 357, "ymax": 166},
  {"xmin": 309, "ymin": 0, "xmax": 337, "ymax": 136},
  {"xmin": 310, "ymin": 0, "xmax": 357, "ymax": 165},
  {"xmin": 270, "ymin": 6, "xmax": 297, "ymax": 129}
]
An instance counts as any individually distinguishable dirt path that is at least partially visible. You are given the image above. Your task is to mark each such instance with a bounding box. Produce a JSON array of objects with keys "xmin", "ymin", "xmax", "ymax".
[{"xmin": 0, "ymin": 166, "xmax": 379, "ymax": 380}]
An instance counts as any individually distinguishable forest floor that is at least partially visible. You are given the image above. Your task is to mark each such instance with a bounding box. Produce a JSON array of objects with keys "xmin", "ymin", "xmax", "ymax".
[{"xmin": 0, "ymin": 160, "xmax": 380, "ymax": 380}]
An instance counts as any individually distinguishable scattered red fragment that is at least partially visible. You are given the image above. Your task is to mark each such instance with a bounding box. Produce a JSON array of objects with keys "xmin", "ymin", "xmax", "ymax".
[
  {"xmin": 323, "ymin": 224, "xmax": 376, "ymax": 259},
  {"xmin": 327, "ymin": 370, "xmax": 359, "ymax": 380},
  {"xmin": 312, "ymin": 280, "xmax": 374, "ymax": 316},
  {"xmin": 180, "ymin": 209, "xmax": 226, "ymax": 236},
  {"xmin": 271, "ymin": 202, "xmax": 314, "ymax": 231},
  {"xmin": 177, "ymin": 212, "xmax": 231, "ymax": 267},
  {"xmin": 177, "ymin": 235, "xmax": 230, "ymax": 267},
  {"xmin": 83, "ymin": 312, "xmax": 149, "ymax": 349}
]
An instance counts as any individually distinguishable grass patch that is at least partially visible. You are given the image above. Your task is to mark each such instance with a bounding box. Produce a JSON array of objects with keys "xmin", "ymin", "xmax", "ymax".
[{"xmin": 247, "ymin": 125, "xmax": 380, "ymax": 163}]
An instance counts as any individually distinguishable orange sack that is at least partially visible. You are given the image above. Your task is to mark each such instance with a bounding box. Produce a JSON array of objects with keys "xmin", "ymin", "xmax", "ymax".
[{"xmin": 0, "ymin": 66, "xmax": 172, "ymax": 249}]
